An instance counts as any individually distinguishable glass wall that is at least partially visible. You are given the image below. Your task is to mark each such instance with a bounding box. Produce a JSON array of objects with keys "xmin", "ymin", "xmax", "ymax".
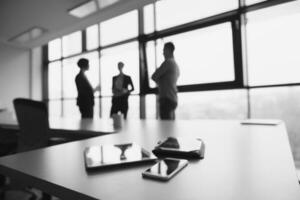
[
  {"xmin": 250, "ymin": 86, "xmax": 300, "ymax": 168},
  {"xmin": 100, "ymin": 42, "xmax": 139, "ymax": 96},
  {"xmin": 47, "ymin": 10, "xmax": 139, "ymax": 118},
  {"xmin": 46, "ymin": 0, "xmax": 300, "ymax": 167},
  {"xmin": 154, "ymin": 0, "xmax": 238, "ymax": 31},
  {"xmin": 246, "ymin": 1, "xmax": 300, "ymax": 86},
  {"xmin": 100, "ymin": 10, "xmax": 138, "ymax": 46},
  {"xmin": 146, "ymin": 22, "xmax": 235, "ymax": 88},
  {"xmin": 177, "ymin": 90, "xmax": 248, "ymax": 119},
  {"xmin": 62, "ymin": 31, "xmax": 82, "ymax": 57}
]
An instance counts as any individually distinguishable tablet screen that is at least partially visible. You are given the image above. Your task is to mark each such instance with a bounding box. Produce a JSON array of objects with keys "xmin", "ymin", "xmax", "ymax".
[{"xmin": 84, "ymin": 143, "xmax": 156, "ymax": 169}]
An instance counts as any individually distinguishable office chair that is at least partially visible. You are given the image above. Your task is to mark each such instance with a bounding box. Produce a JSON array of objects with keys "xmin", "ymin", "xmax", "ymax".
[
  {"xmin": 13, "ymin": 98, "xmax": 67, "ymax": 151},
  {"xmin": 8, "ymin": 98, "xmax": 67, "ymax": 200}
]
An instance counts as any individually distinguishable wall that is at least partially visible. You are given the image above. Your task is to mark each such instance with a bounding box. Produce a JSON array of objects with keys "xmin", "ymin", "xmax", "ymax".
[
  {"xmin": 30, "ymin": 46, "xmax": 42, "ymax": 100},
  {"xmin": 0, "ymin": 43, "xmax": 30, "ymax": 112}
]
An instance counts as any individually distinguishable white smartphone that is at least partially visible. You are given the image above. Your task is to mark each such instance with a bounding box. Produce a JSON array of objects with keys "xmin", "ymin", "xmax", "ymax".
[{"xmin": 142, "ymin": 158, "xmax": 188, "ymax": 181}]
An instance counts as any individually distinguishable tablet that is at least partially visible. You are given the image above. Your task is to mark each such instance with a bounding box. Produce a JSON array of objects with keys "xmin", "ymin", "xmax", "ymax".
[
  {"xmin": 152, "ymin": 137, "xmax": 205, "ymax": 159},
  {"xmin": 84, "ymin": 143, "xmax": 157, "ymax": 169}
]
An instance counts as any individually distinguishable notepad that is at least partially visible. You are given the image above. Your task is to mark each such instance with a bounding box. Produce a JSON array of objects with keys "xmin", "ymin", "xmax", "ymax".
[{"xmin": 240, "ymin": 119, "xmax": 282, "ymax": 126}]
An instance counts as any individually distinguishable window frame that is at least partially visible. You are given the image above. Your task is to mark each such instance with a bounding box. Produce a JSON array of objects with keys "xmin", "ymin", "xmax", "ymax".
[
  {"xmin": 44, "ymin": 0, "xmax": 300, "ymax": 118},
  {"xmin": 141, "ymin": 11, "xmax": 244, "ymax": 94}
]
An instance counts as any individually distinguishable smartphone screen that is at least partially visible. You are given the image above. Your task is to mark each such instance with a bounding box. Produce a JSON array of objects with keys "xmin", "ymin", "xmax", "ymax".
[{"xmin": 142, "ymin": 158, "xmax": 188, "ymax": 180}]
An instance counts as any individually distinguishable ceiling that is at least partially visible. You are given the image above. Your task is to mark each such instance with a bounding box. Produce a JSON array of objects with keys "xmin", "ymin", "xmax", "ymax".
[{"xmin": 0, "ymin": 0, "xmax": 155, "ymax": 49}]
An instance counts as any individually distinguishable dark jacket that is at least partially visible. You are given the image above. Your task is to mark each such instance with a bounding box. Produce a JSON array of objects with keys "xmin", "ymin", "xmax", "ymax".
[
  {"xmin": 75, "ymin": 72, "xmax": 94, "ymax": 107},
  {"xmin": 112, "ymin": 74, "xmax": 134, "ymax": 97}
]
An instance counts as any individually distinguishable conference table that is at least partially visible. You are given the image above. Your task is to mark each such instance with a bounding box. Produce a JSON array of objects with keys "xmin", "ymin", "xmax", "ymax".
[
  {"xmin": 0, "ymin": 112, "xmax": 116, "ymax": 139},
  {"xmin": 0, "ymin": 119, "xmax": 299, "ymax": 200}
]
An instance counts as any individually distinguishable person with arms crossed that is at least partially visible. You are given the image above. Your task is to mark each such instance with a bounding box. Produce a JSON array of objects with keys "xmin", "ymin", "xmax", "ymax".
[
  {"xmin": 110, "ymin": 62, "xmax": 134, "ymax": 119},
  {"xmin": 151, "ymin": 42, "xmax": 180, "ymax": 120},
  {"xmin": 75, "ymin": 58, "xmax": 100, "ymax": 118}
]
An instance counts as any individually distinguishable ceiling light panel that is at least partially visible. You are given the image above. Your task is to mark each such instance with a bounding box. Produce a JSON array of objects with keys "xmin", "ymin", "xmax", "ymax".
[
  {"xmin": 96, "ymin": 0, "xmax": 120, "ymax": 9},
  {"xmin": 69, "ymin": 1, "xmax": 98, "ymax": 18},
  {"xmin": 10, "ymin": 27, "xmax": 46, "ymax": 43}
]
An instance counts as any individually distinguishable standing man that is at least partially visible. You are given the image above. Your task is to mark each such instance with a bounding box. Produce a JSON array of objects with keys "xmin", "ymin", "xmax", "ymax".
[
  {"xmin": 75, "ymin": 58, "xmax": 99, "ymax": 118},
  {"xmin": 110, "ymin": 62, "xmax": 134, "ymax": 119},
  {"xmin": 151, "ymin": 42, "xmax": 180, "ymax": 120}
]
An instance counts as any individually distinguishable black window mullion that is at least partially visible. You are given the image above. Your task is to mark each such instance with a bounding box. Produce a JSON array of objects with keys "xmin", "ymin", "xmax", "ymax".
[{"xmin": 231, "ymin": 18, "xmax": 244, "ymax": 88}]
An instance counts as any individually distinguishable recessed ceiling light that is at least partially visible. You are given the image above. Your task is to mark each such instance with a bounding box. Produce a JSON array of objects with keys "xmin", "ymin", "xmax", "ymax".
[
  {"xmin": 68, "ymin": 1, "xmax": 98, "ymax": 18},
  {"xmin": 96, "ymin": 0, "xmax": 119, "ymax": 9},
  {"xmin": 9, "ymin": 27, "xmax": 46, "ymax": 43}
]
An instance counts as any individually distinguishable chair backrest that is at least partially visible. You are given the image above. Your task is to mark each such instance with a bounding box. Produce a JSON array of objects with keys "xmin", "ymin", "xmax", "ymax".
[{"xmin": 13, "ymin": 98, "xmax": 49, "ymax": 151}]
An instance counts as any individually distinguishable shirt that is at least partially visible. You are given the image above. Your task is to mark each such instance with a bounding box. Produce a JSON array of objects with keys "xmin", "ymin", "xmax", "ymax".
[{"xmin": 151, "ymin": 58, "xmax": 180, "ymax": 103}]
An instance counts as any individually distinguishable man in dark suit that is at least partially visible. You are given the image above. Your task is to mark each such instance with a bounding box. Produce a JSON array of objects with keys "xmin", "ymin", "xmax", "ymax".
[
  {"xmin": 75, "ymin": 58, "xmax": 99, "ymax": 118},
  {"xmin": 110, "ymin": 62, "xmax": 134, "ymax": 119}
]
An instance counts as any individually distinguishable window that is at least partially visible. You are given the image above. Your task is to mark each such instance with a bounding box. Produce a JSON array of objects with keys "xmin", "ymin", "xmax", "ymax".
[
  {"xmin": 48, "ymin": 38, "xmax": 61, "ymax": 61},
  {"xmin": 101, "ymin": 97, "xmax": 111, "ymax": 118},
  {"xmin": 48, "ymin": 61, "xmax": 62, "ymax": 99},
  {"xmin": 63, "ymin": 99, "xmax": 80, "ymax": 118},
  {"xmin": 143, "ymin": 4, "xmax": 155, "ymax": 34},
  {"xmin": 127, "ymin": 95, "xmax": 140, "ymax": 119},
  {"xmin": 249, "ymin": 86, "xmax": 300, "ymax": 164},
  {"xmin": 100, "ymin": 10, "xmax": 138, "ymax": 46},
  {"xmin": 62, "ymin": 51, "xmax": 100, "ymax": 98},
  {"xmin": 245, "ymin": 0, "xmax": 266, "ymax": 6},
  {"xmin": 62, "ymin": 31, "xmax": 82, "ymax": 57},
  {"xmin": 100, "ymin": 42, "xmax": 139, "ymax": 96},
  {"xmin": 246, "ymin": 1, "xmax": 300, "ymax": 86},
  {"xmin": 86, "ymin": 24, "xmax": 99, "ymax": 50},
  {"xmin": 145, "ymin": 94, "xmax": 157, "ymax": 119},
  {"xmin": 147, "ymin": 22, "xmax": 235, "ymax": 87},
  {"xmin": 177, "ymin": 90, "xmax": 248, "ymax": 119},
  {"xmin": 154, "ymin": 0, "xmax": 238, "ymax": 31},
  {"xmin": 48, "ymin": 100, "xmax": 62, "ymax": 117}
]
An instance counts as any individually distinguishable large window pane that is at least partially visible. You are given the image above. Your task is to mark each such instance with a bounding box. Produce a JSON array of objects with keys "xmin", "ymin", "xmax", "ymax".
[
  {"xmin": 147, "ymin": 22, "xmax": 235, "ymax": 87},
  {"xmin": 62, "ymin": 51, "xmax": 100, "ymax": 98},
  {"xmin": 146, "ymin": 41, "xmax": 157, "ymax": 88},
  {"xmin": 63, "ymin": 99, "xmax": 80, "ymax": 118},
  {"xmin": 62, "ymin": 98, "xmax": 99, "ymax": 118},
  {"xmin": 48, "ymin": 38, "xmax": 61, "ymax": 61},
  {"xmin": 127, "ymin": 95, "xmax": 139, "ymax": 119},
  {"xmin": 100, "ymin": 10, "xmax": 138, "ymax": 46},
  {"xmin": 100, "ymin": 42, "xmax": 139, "ymax": 96},
  {"xmin": 48, "ymin": 100, "xmax": 62, "ymax": 117},
  {"xmin": 48, "ymin": 61, "xmax": 62, "ymax": 99},
  {"xmin": 177, "ymin": 90, "xmax": 248, "ymax": 119},
  {"xmin": 247, "ymin": 1, "xmax": 300, "ymax": 86},
  {"xmin": 86, "ymin": 24, "xmax": 99, "ymax": 50},
  {"xmin": 62, "ymin": 31, "xmax": 82, "ymax": 57},
  {"xmin": 155, "ymin": 0, "xmax": 238, "ymax": 31},
  {"xmin": 101, "ymin": 97, "xmax": 111, "ymax": 118},
  {"xmin": 143, "ymin": 4, "xmax": 155, "ymax": 34},
  {"xmin": 100, "ymin": 96, "xmax": 139, "ymax": 119},
  {"xmin": 145, "ymin": 94, "xmax": 157, "ymax": 119},
  {"xmin": 249, "ymin": 86, "xmax": 300, "ymax": 168}
]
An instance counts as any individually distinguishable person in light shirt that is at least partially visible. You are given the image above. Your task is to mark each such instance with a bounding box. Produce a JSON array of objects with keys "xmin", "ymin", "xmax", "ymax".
[
  {"xmin": 151, "ymin": 42, "xmax": 180, "ymax": 120},
  {"xmin": 110, "ymin": 62, "xmax": 134, "ymax": 119}
]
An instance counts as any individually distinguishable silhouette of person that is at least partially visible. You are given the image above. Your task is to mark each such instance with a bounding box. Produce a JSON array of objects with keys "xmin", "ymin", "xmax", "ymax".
[
  {"xmin": 151, "ymin": 42, "xmax": 180, "ymax": 120},
  {"xmin": 110, "ymin": 62, "xmax": 134, "ymax": 119},
  {"xmin": 75, "ymin": 58, "xmax": 100, "ymax": 118}
]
